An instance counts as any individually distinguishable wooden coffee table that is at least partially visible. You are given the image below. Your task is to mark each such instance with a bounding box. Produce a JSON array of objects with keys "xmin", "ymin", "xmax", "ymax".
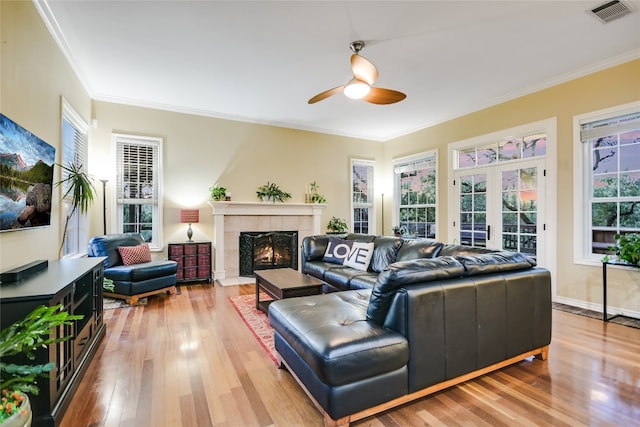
[{"xmin": 255, "ymin": 268, "xmax": 324, "ymax": 314}]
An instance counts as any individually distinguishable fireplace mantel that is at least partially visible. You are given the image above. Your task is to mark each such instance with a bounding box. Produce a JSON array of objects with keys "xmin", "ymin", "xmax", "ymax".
[{"xmin": 208, "ymin": 201, "xmax": 326, "ymax": 281}]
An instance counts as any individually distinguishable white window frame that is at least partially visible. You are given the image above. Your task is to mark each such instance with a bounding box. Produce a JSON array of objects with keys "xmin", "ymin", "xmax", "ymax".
[
  {"xmin": 393, "ymin": 150, "xmax": 438, "ymax": 239},
  {"xmin": 351, "ymin": 159, "xmax": 375, "ymax": 234},
  {"xmin": 60, "ymin": 98, "xmax": 89, "ymax": 258},
  {"xmin": 113, "ymin": 133, "xmax": 164, "ymax": 251},
  {"xmin": 573, "ymin": 101, "xmax": 640, "ymax": 266}
]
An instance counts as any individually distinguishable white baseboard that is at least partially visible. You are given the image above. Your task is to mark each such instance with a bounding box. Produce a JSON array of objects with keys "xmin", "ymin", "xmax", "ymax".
[{"xmin": 553, "ymin": 296, "xmax": 640, "ymax": 319}]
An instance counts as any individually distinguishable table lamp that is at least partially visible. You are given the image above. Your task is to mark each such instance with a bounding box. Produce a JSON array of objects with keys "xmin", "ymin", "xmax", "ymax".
[{"xmin": 180, "ymin": 209, "xmax": 199, "ymax": 242}]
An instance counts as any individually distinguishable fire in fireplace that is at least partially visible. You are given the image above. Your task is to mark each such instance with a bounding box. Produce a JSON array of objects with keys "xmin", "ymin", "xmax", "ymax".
[{"xmin": 239, "ymin": 231, "xmax": 298, "ymax": 276}]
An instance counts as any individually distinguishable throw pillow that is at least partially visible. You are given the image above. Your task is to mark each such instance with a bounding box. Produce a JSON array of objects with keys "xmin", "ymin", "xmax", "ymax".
[
  {"xmin": 118, "ymin": 243, "xmax": 151, "ymax": 265},
  {"xmin": 343, "ymin": 242, "xmax": 375, "ymax": 271},
  {"xmin": 322, "ymin": 237, "xmax": 353, "ymax": 264}
]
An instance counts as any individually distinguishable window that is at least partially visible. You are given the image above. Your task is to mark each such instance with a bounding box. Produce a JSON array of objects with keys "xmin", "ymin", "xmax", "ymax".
[
  {"xmin": 351, "ymin": 159, "xmax": 374, "ymax": 234},
  {"xmin": 114, "ymin": 134, "xmax": 163, "ymax": 250},
  {"xmin": 394, "ymin": 151, "xmax": 437, "ymax": 238},
  {"xmin": 60, "ymin": 98, "xmax": 89, "ymax": 257},
  {"xmin": 575, "ymin": 103, "xmax": 640, "ymax": 262}
]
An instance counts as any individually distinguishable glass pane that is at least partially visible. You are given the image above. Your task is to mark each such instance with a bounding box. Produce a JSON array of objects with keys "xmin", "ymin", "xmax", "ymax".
[
  {"xmin": 477, "ymin": 145, "xmax": 497, "ymax": 165},
  {"xmin": 593, "ymin": 174, "xmax": 618, "ymax": 198},
  {"xmin": 458, "ymin": 148, "xmax": 476, "ymax": 168},
  {"xmin": 620, "ymin": 172, "xmax": 640, "ymax": 197},
  {"xmin": 460, "ymin": 194, "xmax": 472, "ymax": 212},
  {"xmin": 473, "ymin": 232, "xmax": 487, "ymax": 247},
  {"xmin": 499, "ymin": 138, "xmax": 522, "ymax": 161},
  {"xmin": 426, "ymin": 207, "xmax": 436, "ymax": 223},
  {"xmin": 474, "ymin": 174, "xmax": 487, "ymax": 192},
  {"xmin": 592, "ymin": 202, "xmax": 617, "ymax": 227},
  {"xmin": 620, "ymin": 143, "xmax": 640, "ymax": 172},
  {"xmin": 474, "ymin": 194, "xmax": 486, "ymax": 211},
  {"xmin": 523, "ymin": 134, "xmax": 547, "ymax": 158},
  {"xmin": 620, "ymin": 129, "xmax": 640, "ymax": 146},
  {"xmin": 520, "ymin": 235, "xmax": 536, "ymax": 254},
  {"xmin": 461, "ymin": 213, "xmax": 472, "ymax": 229},
  {"xmin": 460, "ymin": 176, "xmax": 473, "ymax": 194},
  {"xmin": 502, "ymin": 191, "xmax": 517, "ymax": 211},
  {"xmin": 592, "ymin": 147, "xmax": 618, "ymax": 174},
  {"xmin": 503, "ymin": 234, "xmax": 518, "ymax": 251},
  {"xmin": 502, "ymin": 170, "xmax": 518, "ymax": 191},
  {"xmin": 502, "ymin": 213, "xmax": 517, "ymax": 233},
  {"xmin": 620, "ymin": 202, "xmax": 640, "ymax": 228}
]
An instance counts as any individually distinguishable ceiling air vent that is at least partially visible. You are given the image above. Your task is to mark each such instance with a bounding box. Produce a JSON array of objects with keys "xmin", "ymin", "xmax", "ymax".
[{"xmin": 590, "ymin": 0, "xmax": 633, "ymax": 23}]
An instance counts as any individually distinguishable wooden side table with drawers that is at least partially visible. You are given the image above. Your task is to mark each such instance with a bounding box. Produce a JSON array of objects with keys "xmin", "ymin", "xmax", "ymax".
[{"xmin": 168, "ymin": 241, "xmax": 212, "ymax": 284}]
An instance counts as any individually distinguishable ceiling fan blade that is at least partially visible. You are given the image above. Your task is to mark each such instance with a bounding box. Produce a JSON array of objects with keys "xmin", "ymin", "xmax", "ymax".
[
  {"xmin": 351, "ymin": 54, "xmax": 378, "ymax": 85},
  {"xmin": 308, "ymin": 85, "xmax": 344, "ymax": 104},
  {"xmin": 363, "ymin": 87, "xmax": 406, "ymax": 105}
]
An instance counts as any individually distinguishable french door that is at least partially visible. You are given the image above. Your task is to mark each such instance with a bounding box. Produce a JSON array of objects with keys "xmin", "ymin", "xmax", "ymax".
[{"xmin": 454, "ymin": 159, "xmax": 545, "ymax": 262}]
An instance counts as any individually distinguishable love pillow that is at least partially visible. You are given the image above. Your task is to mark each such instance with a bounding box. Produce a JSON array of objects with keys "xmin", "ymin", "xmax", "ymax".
[
  {"xmin": 343, "ymin": 241, "xmax": 374, "ymax": 271},
  {"xmin": 322, "ymin": 237, "xmax": 374, "ymax": 271},
  {"xmin": 322, "ymin": 237, "xmax": 353, "ymax": 264}
]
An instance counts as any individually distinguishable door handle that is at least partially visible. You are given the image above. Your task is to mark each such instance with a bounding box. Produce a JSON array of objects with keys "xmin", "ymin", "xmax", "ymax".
[{"xmin": 487, "ymin": 225, "xmax": 491, "ymax": 241}]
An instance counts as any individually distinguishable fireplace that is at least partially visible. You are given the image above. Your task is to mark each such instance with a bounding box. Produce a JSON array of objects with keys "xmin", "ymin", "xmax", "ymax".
[{"xmin": 239, "ymin": 231, "xmax": 298, "ymax": 276}]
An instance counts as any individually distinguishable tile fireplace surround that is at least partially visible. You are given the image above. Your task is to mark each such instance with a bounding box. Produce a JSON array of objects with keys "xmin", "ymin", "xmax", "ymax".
[{"xmin": 208, "ymin": 201, "xmax": 326, "ymax": 283}]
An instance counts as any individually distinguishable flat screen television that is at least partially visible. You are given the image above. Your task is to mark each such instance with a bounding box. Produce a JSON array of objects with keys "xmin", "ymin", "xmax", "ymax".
[{"xmin": 0, "ymin": 114, "xmax": 56, "ymax": 232}]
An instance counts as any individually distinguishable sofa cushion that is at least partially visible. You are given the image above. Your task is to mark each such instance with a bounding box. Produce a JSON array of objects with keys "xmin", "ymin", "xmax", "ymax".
[
  {"xmin": 343, "ymin": 242, "xmax": 374, "ymax": 271},
  {"xmin": 322, "ymin": 237, "xmax": 354, "ymax": 264},
  {"xmin": 348, "ymin": 273, "xmax": 378, "ymax": 290},
  {"xmin": 323, "ymin": 268, "xmax": 376, "ymax": 290},
  {"xmin": 455, "ymin": 251, "xmax": 536, "ymax": 275},
  {"xmin": 395, "ymin": 239, "xmax": 444, "ymax": 262},
  {"xmin": 345, "ymin": 233, "xmax": 376, "ymax": 243},
  {"xmin": 370, "ymin": 236, "xmax": 404, "ymax": 273},
  {"xmin": 438, "ymin": 244, "xmax": 495, "ymax": 257},
  {"xmin": 367, "ymin": 256, "xmax": 465, "ymax": 325},
  {"xmin": 104, "ymin": 260, "xmax": 178, "ymax": 282},
  {"xmin": 269, "ymin": 290, "xmax": 409, "ymax": 387},
  {"xmin": 118, "ymin": 243, "xmax": 152, "ymax": 265}
]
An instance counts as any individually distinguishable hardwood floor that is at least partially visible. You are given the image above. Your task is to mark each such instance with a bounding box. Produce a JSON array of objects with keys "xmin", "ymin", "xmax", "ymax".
[{"xmin": 61, "ymin": 283, "xmax": 640, "ymax": 427}]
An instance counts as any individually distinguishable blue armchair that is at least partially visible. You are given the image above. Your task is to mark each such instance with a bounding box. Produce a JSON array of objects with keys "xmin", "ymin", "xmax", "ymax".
[{"xmin": 88, "ymin": 233, "xmax": 177, "ymax": 305}]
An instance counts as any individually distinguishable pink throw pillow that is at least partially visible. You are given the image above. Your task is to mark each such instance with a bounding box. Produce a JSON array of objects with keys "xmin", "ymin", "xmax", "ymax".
[{"xmin": 118, "ymin": 243, "xmax": 151, "ymax": 265}]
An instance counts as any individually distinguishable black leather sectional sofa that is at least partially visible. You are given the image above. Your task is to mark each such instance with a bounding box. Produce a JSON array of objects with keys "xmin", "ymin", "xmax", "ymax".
[{"xmin": 269, "ymin": 234, "xmax": 552, "ymax": 427}]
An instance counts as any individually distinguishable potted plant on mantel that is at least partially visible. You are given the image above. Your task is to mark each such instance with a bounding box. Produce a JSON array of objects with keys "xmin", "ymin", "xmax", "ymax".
[
  {"xmin": 256, "ymin": 182, "xmax": 292, "ymax": 203},
  {"xmin": 0, "ymin": 305, "xmax": 82, "ymax": 426},
  {"xmin": 209, "ymin": 184, "xmax": 227, "ymax": 201},
  {"xmin": 55, "ymin": 162, "xmax": 95, "ymax": 258}
]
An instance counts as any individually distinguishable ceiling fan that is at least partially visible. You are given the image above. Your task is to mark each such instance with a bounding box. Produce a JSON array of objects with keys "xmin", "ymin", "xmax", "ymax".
[{"xmin": 308, "ymin": 41, "xmax": 406, "ymax": 105}]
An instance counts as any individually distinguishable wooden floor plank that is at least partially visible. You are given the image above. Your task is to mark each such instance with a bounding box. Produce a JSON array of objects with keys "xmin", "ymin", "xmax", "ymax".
[{"xmin": 60, "ymin": 284, "xmax": 640, "ymax": 427}]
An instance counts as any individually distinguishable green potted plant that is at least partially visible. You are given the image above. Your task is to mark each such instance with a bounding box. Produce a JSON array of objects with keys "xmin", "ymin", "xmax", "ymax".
[
  {"xmin": 55, "ymin": 162, "xmax": 95, "ymax": 258},
  {"xmin": 256, "ymin": 182, "xmax": 292, "ymax": 203},
  {"xmin": 209, "ymin": 185, "xmax": 227, "ymax": 201},
  {"xmin": 327, "ymin": 216, "xmax": 348, "ymax": 234},
  {"xmin": 609, "ymin": 233, "xmax": 640, "ymax": 265},
  {"xmin": 307, "ymin": 181, "xmax": 327, "ymax": 204},
  {"xmin": 0, "ymin": 305, "xmax": 82, "ymax": 425}
]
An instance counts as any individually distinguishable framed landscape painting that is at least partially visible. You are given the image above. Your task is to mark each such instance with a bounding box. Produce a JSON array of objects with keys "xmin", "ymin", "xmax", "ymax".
[{"xmin": 0, "ymin": 114, "xmax": 56, "ymax": 232}]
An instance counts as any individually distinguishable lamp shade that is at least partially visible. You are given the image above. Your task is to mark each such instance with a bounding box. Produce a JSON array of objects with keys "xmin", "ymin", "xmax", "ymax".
[{"xmin": 180, "ymin": 209, "xmax": 199, "ymax": 224}]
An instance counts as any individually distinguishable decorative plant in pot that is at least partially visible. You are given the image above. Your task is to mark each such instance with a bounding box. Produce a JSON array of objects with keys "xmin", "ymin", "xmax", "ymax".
[
  {"xmin": 307, "ymin": 181, "xmax": 326, "ymax": 204},
  {"xmin": 209, "ymin": 185, "xmax": 227, "ymax": 201},
  {"xmin": 256, "ymin": 182, "xmax": 291, "ymax": 203},
  {"xmin": 55, "ymin": 162, "xmax": 95, "ymax": 258},
  {"xmin": 608, "ymin": 233, "xmax": 640, "ymax": 265},
  {"xmin": 0, "ymin": 305, "xmax": 82, "ymax": 425},
  {"xmin": 327, "ymin": 216, "xmax": 348, "ymax": 234}
]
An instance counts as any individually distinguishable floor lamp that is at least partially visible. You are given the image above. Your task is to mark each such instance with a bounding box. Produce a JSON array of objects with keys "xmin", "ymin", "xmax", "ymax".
[
  {"xmin": 381, "ymin": 193, "xmax": 385, "ymax": 236},
  {"xmin": 99, "ymin": 179, "xmax": 108, "ymax": 235}
]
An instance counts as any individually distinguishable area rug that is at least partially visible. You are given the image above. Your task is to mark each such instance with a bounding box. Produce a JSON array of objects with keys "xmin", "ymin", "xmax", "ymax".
[
  {"xmin": 552, "ymin": 302, "xmax": 640, "ymax": 329},
  {"xmin": 103, "ymin": 296, "xmax": 148, "ymax": 310},
  {"xmin": 228, "ymin": 293, "xmax": 278, "ymax": 364}
]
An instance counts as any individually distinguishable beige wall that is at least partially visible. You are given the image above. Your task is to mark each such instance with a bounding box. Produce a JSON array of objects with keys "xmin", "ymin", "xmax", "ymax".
[
  {"xmin": 386, "ymin": 59, "xmax": 640, "ymax": 312},
  {"xmin": 89, "ymin": 101, "xmax": 381, "ymax": 250},
  {"xmin": 1, "ymin": 1, "xmax": 639, "ymax": 314},
  {"xmin": 0, "ymin": 1, "xmax": 91, "ymax": 270}
]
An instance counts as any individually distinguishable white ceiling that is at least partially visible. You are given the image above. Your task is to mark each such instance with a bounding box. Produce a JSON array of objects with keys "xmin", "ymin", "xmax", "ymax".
[{"xmin": 36, "ymin": 0, "xmax": 640, "ymax": 141}]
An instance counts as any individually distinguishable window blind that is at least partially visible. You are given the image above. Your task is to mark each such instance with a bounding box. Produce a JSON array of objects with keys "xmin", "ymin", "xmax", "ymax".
[{"xmin": 580, "ymin": 111, "xmax": 640, "ymax": 142}]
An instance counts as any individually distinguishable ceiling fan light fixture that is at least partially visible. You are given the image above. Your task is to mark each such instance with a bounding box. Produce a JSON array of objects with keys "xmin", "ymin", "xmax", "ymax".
[{"xmin": 343, "ymin": 79, "xmax": 370, "ymax": 99}]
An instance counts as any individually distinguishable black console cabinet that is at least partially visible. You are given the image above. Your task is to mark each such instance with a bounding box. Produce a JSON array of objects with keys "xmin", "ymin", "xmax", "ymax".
[{"xmin": 0, "ymin": 258, "xmax": 106, "ymax": 427}]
